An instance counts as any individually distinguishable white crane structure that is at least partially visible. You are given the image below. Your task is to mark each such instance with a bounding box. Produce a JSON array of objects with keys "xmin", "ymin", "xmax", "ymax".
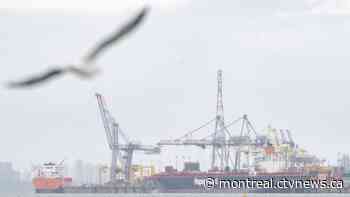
[
  {"xmin": 157, "ymin": 70, "xmax": 322, "ymax": 173},
  {"xmin": 96, "ymin": 93, "xmax": 160, "ymax": 183},
  {"xmin": 157, "ymin": 70, "xmax": 262, "ymax": 172}
]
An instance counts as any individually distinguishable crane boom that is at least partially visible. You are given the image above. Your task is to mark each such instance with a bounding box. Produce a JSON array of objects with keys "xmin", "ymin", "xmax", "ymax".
[{"xmin": 96, "ymin": 93, "xmax": 113, "ymax": 148}]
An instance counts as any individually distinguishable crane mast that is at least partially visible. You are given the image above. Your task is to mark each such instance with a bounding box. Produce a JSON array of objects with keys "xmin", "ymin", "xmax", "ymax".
[{"xmin": 212, "ymin": 69, "xmax": 227, "ymax": 171}]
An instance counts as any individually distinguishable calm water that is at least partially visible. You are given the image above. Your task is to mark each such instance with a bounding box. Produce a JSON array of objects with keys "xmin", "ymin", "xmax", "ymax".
[{"xmin": 3, "ymin": 194, "xmax": 350, "ymax": 197}]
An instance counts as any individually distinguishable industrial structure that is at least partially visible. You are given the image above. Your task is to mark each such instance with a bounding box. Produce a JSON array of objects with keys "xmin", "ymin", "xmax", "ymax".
[
  {"xmin": 157, "ymin": 69, "xmax": 323, "ymax": 173},
  {"xmin": 158, "ymin": 70, "xmax": 259, "ymax": 172},
  {"xmin": 31, "ymin": 70, "xmax": 348, "ymax": 193},
  {"xmin": 146, "ymin": 70, "xmax": 343, "ymax": 193},
  {"xmin": 96, "ymin": 93, "xmax": 160, "ymax": 184}
]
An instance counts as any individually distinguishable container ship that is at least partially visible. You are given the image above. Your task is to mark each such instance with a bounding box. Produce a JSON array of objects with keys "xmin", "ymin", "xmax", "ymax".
[
  {"xmin": 144, "ymin": 124, "xmax": 345, "ymax": 193},
  {"xmin": 144, "ymin": 162, "xmax": 344, "ymax": 193},
  {"xmin": 147, "ymin": 132, "xmax": 346, "ymax": 193},
  {"xmin": 32, "ymin": 162, "xmax": 72, "ymax": 193}
]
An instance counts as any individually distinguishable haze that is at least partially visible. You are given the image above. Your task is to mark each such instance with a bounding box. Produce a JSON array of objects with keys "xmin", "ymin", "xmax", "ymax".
[{"xmin": 1, "ymin": 0, "xmax": 350, "ymax": 172}]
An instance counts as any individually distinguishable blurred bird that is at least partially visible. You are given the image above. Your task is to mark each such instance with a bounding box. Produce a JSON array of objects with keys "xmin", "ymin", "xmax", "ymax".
[{"xmin": 6, "ymin": 6, "xmax": 150, "ymax": 88}]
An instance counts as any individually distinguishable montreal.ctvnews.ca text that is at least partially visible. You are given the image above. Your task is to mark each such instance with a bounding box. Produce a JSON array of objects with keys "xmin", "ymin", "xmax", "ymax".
[{"xmin": 203, "ymin": 177, "xmax": 344, "ymax": 190}]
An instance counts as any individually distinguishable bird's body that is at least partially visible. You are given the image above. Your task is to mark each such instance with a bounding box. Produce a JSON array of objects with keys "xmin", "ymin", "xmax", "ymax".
[
  {"xmin": 66, "ymin": 64, "xmax": 100, "ymax": 79},
  {"xmin": 7, "ymin": 6, "xmax": 150, "ymax": 88}
]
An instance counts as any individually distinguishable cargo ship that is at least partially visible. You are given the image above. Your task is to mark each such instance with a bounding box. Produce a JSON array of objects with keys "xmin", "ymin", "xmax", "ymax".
[
  {"xmin": 32, "ymin": 162, "xmax": 72, "ymax": 193},
  {"xmin": 144, "ymin": 165, "xmax": 344, "ymax": 193},
  {"xmin": 32, "ymin": 162, "xmax": 156, "ymax": 193},
  {"xmin": 145, "ymin": 124, "xmax": 345, "ymax": 193}
]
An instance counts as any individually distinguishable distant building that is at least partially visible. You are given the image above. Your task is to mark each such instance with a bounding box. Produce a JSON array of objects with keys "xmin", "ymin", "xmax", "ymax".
[
  {"xmin": 73, "ymin": 160, "xmax": 84, "ymax": 185},
  {"xmin": 0, "ymin": 162, "xmax": 20, "ymax": 183},
  {"xmin": 0, "ymin": 161, "xmax": 32, "ymax": 192},
  {"xmin": 73, "ymin": 160, "xmax": 101, "ymax": 185},
  {"xmin": 84, "ymin": 162, "xmax": 99, "ymax": 184}
]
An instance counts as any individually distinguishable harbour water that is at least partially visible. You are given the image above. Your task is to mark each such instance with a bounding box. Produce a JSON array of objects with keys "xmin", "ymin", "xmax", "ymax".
[{"xmin": 2, "ymin": 193, "xmax": 350, "ymax": 197}]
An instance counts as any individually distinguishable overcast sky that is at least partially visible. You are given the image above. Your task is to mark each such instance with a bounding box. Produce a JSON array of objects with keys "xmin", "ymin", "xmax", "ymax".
[
  {"xmin": 1, "ymin": 0, "xmax": 190, "ymax": 14},
  {"xmin": 2, "ymin": 0, "xmax": 350, "ymax": 172}
]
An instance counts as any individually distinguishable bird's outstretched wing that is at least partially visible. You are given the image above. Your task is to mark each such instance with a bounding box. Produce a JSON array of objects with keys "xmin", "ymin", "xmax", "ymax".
[
  {"xmin": 83, "ymin": 6, "xmax": 150, "ymax": 63},
  {"xmin": 6, "ymin": 68, "xmax": 65, "ymax": 88}
]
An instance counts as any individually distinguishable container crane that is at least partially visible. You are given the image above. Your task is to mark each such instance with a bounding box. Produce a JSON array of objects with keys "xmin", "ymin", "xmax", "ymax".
[
  {"xmin": 95, "ymin": 93, "xmax": 160, "ymax": 183},
  {"xmin": 157, "ymin": 115, "xmax": 261, "ymax": 171},
  {"xmin": 157, "ymin": 70, "xmax": 259, "ymax": 172},
  {"xmin": 157, "ymin": 114, "xmax": 259, "ymax": 171}
]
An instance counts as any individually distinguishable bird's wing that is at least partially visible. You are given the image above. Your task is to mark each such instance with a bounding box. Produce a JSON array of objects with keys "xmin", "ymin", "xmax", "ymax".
[
  {"xmin": 83, "ymin": 6, "xmax": 150, "ymax": 63},
  {"xmin": 6, "ymin": 68, "xmax": 65, "ymax": 88}
]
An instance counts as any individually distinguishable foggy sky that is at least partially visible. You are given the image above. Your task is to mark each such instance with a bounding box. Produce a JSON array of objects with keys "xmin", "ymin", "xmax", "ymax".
[{"xmin": 1, "ymin": 0, "xmax": 350, "ymax": 172}]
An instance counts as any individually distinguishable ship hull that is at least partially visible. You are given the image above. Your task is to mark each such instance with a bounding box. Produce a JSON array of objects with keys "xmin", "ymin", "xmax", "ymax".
[
  {"xmin": 144, "ymin": 172, "xmax": 344, "ymax": 193},
  {"xmin": 33, "ymin": 177, "xmax": 71, "ymax": 193},
  {"xmin": 35, "ymin": 188, "xmax": 64, "ymax": 193}
]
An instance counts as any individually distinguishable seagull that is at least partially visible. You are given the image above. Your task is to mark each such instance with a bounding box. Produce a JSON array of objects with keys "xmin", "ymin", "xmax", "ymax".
[{"xmin": 6, "ymin": 6, "xmax": 150, "ymax": 88}]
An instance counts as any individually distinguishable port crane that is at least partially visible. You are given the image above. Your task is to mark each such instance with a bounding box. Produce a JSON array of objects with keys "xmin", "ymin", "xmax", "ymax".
[
  {"xmin": 158, "ymin": 70, "xmax": 262, "ymax": 172},
  {"xmin": 158, "ymin": 114, "xmax": 260, "ymax": 171},
  {"xmin": 96, "ymin": 93, "xmax": 160, "ymax": 183},
  {"xmin": 158, "ymin": 70, "xmax": 323, "ymax": 174}
]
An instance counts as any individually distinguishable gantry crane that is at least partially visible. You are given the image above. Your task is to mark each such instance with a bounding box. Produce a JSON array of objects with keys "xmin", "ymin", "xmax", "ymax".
[
  {"xmin": 157, "ymin": 70, "xmax": 261, "ymax": 172},
  {"xmin": 158, "ymin": 114, "xmax": 259, "ymax": 171},
  {"xmin": 157, "ymin": 70, "xmax": 321, "ymax": 172},
  {"xmin": 96, "ymin": 93, "xmax": 160, "ymax": 183}
]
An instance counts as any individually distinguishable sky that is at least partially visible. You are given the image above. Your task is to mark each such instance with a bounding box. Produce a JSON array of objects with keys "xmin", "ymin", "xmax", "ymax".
[
  {"xmin": 0, "ymin": 0, "xmax": 191, "ymax": 14},
  {"xmin": 1, "ymin": 0, "xmax": 350, "ymax": 173},
  {"xmin": 1, "ymin": 0, "xmax": 350, "ymax": 13}
]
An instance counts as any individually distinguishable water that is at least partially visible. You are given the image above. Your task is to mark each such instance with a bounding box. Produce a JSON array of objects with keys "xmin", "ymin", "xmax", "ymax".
[{"xmin": 2, "ymin": 194, "xmax": 350, "ymax": 197}]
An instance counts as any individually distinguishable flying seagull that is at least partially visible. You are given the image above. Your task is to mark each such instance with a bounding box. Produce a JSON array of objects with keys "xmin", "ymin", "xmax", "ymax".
[{"xmin": 6, "ymin": 6, "xmax": 150, "ymax": 88}]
